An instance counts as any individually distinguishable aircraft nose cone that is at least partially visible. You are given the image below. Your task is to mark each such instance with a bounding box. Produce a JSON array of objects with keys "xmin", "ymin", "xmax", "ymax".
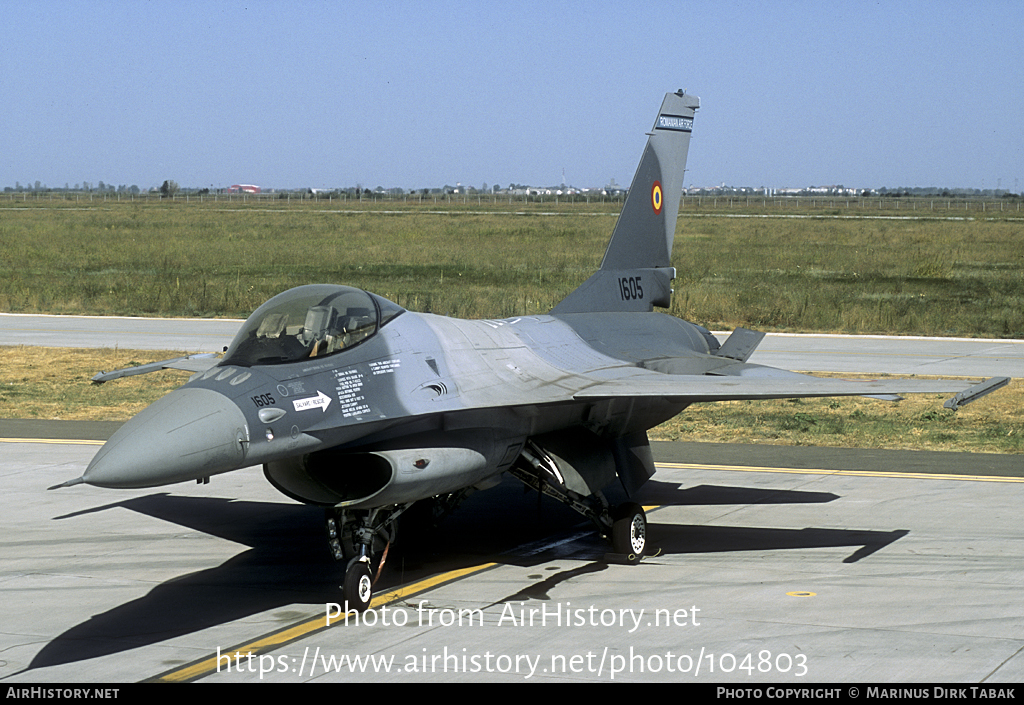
[{"xmin": 83, "ymin": 387, "xmax": 249, "ymax": 489}]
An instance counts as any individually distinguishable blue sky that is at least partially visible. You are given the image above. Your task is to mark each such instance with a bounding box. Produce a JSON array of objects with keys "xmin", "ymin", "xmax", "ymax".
[{"xmin": 2, "ymin": 1, "xmax": 1021, "ymax": 192}]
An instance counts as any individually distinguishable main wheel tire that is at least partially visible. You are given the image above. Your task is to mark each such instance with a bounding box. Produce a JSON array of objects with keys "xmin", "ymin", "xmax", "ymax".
[
  {"xmin": 343, "ymin": 561, "xmax": 373, "ymax": 612},
  {"xmin": 611, "ymin": 502, "xmax": 647, "ymax": 557}
]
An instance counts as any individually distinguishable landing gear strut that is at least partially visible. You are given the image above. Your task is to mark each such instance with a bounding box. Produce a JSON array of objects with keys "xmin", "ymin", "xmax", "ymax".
[
  {"xmin": 325, "ymin": 492, "xmax": 470, "ymax": 612},
  {"xmin": 509, "ymin": 443, "xmax": 647, "ymax": 561},
  {"xmin": 325, "ymin": 505, "xmax": 409, "ymax": 612}
]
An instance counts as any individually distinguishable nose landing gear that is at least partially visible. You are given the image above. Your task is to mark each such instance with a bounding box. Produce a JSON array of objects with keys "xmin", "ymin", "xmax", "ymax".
[{"xmin": 326, "ymin": 505, "xmax": 408, "ymax": 612}]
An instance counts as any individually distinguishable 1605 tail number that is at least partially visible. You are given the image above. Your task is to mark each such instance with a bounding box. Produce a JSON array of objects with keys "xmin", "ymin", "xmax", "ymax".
[{"xmin": 618, "ymin": 276, "xmax": 644, "ymax": 301}]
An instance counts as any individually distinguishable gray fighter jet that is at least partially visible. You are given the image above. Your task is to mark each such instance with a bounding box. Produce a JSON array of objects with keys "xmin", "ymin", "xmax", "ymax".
[{"xmin": 52, "ymin": 91, "xmax": 1007, "ymax": 610}]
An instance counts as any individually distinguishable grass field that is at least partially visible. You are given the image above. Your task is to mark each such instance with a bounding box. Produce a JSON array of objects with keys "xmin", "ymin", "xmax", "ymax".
[
  {"xmin": 2, "ymin": 198, "xmax": 1023, "ymax": 337},
  {"xmin": 2, "ymin": 198, "xmax": 1022, "ymax": 451},
  {"xmin": 0, "ymin": 200, "xmax": 613, "ymax": 320}
]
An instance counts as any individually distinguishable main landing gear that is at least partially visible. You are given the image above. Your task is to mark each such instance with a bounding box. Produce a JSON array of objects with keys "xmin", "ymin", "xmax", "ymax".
[{"xmin": 509, "ymin": 445, "xmax": 648, "ymax": 563}]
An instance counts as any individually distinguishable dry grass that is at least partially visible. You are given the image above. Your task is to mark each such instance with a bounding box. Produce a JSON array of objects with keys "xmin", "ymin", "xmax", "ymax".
[{"xmin": 0, "ymin": 346, "xmax": 184, "ymax": 420}]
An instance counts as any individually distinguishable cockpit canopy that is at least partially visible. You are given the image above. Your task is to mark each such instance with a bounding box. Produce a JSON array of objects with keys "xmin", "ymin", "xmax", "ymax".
[{"xmin": 221, "ymin": 285, "xmax": 404, "ymax": 366}]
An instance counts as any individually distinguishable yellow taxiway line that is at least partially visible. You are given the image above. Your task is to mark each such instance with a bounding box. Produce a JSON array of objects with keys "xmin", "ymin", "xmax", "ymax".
[
  {"xmin": 0, "ymin": 437, "xmax": 104, "ymax": 445},
  {"xmin": 657, "ymin": 461, "xmax": 1024, "ymax": 483},
  {"xmin": 147, "ymin": 562, "xmax": 498, "ymax": 683}
]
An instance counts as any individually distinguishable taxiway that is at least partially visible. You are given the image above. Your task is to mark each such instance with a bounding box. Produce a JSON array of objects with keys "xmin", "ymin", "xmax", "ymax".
[
  {"xmin": 1, "ymin": 318, "xmax": 1021, "ymax": 682},
  {"xmin": 2, "ymin": 430, "xmax": 1022, "ymax": 683}
]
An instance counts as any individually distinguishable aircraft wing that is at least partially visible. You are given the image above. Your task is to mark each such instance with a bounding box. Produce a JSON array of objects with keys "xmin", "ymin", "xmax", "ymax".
[
  {"xmin": 574, "ymin": 373, "xmax": 1009, "ymax": 410},
  {"xmin": 91, "ymin": 354, "xmax": 220, "ymax": 384}
]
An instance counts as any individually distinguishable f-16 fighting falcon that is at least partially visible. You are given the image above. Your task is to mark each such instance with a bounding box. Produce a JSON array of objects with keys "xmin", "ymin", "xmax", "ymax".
[{"xmin": 51, "ymin": 91, "xmax": 1008, "ymax": 610}]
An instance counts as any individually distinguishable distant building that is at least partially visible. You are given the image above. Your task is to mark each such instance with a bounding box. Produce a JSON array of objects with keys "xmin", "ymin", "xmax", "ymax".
[{"xmin": 228, "ymin": 184, "xmax": 261, "ymax": 194}]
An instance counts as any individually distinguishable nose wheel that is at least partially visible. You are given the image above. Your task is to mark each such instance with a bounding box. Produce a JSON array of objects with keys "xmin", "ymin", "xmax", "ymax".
[{"xmin": 343, "ymin": 559, "xmax": 374, "ymax": 611}]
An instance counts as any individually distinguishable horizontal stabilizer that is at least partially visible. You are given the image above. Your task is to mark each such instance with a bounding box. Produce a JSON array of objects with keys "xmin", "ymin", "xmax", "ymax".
[{"xmin": 714, "ymin": 327, "xmax": 766, "ymax": 362}]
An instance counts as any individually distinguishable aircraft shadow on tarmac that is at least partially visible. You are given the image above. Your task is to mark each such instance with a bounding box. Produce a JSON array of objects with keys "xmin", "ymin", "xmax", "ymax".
[
  {"xmin": 636, "ymin": 478, "xmax": 908, "ymax": 565},
  {"xmin": 30, "ymin": 476, "xmax": 906, "ymax": 672}
]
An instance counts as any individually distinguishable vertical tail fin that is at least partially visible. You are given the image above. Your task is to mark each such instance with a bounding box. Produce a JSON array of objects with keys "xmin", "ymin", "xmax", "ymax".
[{"xmin": 552, "ymin": 91, "xmax": 699, "ymax": 314}]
